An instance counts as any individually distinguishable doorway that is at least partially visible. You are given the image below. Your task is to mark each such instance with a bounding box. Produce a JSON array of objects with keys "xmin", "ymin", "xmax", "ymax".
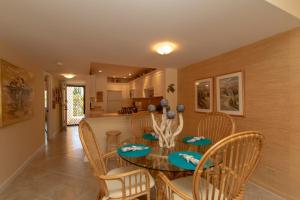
[
  {"xmin": 66, "ymin": 85, "xmax": 85, "ymax": 125},
  {"xmin": 44, "ymin": 76, "xmax": 49, "ymax": 140}
]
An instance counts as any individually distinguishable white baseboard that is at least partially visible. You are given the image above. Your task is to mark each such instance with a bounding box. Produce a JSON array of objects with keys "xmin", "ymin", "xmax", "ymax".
[
  {"xmin": 248, "ymin": 181, "xmax": 286, "ymax": 200},
  {"xmin": 48, "ymin": 130, "xmax": 59, "ymax": 139},
  {"xmin": 48, "ymin": 131, "xmax": 58, "ymax": 139},
  {"xmin": 0, "ymin": 144, "xmax": 45, "ymax": 193},
  {"xmin": 48, "ymin": 127, "xmax": 63, "ymax": 139}
]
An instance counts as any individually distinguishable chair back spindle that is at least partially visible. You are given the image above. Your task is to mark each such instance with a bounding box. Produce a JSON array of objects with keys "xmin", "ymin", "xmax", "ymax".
[
  {"xmin": 79, "ymin": 120, "xmax": 109, "ymax": 195},
  {"xmin": 197, "ymin": 112, "xmax": 235, "ymax": 144},
  {"xmin": 193, "ymin": 131, "xmax": 264, "ymax": 200},
  {"xmin": 131, "ymin": 111, "xmax": 161, "ymax": 138}
]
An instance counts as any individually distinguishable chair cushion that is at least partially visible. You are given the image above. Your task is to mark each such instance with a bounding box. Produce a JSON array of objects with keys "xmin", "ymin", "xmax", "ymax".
[
  {"xmin": 171, "ymin": 176, "xmax": 224, "ymax": 200},
  {"xmin": 104, "ymin": 166, "xmax": 155, "ymax": 199}
]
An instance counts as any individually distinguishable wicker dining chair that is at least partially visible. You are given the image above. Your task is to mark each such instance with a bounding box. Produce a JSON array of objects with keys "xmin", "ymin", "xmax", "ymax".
[
  {"xmin": 131, "ymin": 111, "xmax": 161, "ymax": 138},
  {"xmin": 197, "ymin": 112, "xmax": 236, "ymax": 144},
  {"xmin": 79, "ymin": 120, "xmax": 155, "ymax": 200},
  {"xmin": 157, "ymin": 131, "xmax": 264, "ymax": 200}
]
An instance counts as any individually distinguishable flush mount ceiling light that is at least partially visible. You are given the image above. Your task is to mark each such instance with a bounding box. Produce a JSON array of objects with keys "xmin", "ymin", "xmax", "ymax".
[
  {"xmin": 153, "ymin": 42, "xmax": 177, "ymax": 55},
  {"xmin": 56, "ymin": 61, "xmax": 63, "ymax": 66},
  {"xmin": 98, "ymin": 70, "xmax": 102, "ymax": 73},
  {"xmin": 61, "ymin": 73, "xmax": 76, "ymax": 79}
]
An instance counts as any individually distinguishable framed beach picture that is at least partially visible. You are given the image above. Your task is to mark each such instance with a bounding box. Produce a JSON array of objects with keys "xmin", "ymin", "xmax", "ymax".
[
  {"xmin": 216, "ymin": 72, "xmax": 244, "ymax": 116},
  {"xmin": 0, "ymin": 59, "xmax": 34, "ymax": 127},
  {"xmin": 195, "ymin": 78, "xmax": 213, "ymax": 112}
]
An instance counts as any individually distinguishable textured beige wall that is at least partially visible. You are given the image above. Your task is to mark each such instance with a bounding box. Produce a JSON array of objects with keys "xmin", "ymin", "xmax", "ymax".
[
  {"xmin": 178, "ymin": 27, "xmax": 300, "ymax": 200},
  {"xmin": 0, "ymin": 43, "xmax": 44, "ymax": 186}
]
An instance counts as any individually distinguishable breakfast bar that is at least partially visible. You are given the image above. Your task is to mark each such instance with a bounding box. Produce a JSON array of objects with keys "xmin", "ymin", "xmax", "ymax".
[{"xmin": 85, "ymin": 113, "xmax": 133, "ymax": 151}]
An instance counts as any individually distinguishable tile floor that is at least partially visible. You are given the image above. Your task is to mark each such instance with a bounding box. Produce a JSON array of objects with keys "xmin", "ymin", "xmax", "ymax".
[{"xmin": 0, "ymin": 127, "xmax": 284, "ymax": 200}]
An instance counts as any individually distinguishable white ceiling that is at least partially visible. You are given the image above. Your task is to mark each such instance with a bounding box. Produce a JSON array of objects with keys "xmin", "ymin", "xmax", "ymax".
[{"xmin": 0, "ymin": 0, "xmax": 299, "ymax": 74}]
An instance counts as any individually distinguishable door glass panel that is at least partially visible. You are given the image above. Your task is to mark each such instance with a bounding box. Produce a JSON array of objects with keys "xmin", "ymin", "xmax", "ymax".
[{"xmin": 67, "ymin": 86, "xmax": 85, "ymax": 125}]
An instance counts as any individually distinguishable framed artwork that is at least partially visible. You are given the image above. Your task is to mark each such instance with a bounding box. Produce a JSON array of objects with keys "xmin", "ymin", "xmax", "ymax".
[
  {"xmin": 195, "ymin": 78, "xmax": 213, "ymax": 112},
  {"xmin": 216, "ymin": 72, "xmax": 244, "ymax": 116},
  {"xmin": 0, "ymin": 59, "xmax": 34, "ymax": 127}
]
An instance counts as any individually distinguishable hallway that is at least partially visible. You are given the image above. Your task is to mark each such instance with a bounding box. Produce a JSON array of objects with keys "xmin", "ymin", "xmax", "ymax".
[{"xmin": 0, "ymin": 127, "xmax": 99, "ymax": 200}]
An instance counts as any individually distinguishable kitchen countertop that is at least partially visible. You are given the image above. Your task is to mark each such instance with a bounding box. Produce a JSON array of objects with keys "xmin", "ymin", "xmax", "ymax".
[{"xmin": 86, "ymin": 112, "xmax": 132, "ymax": 118}]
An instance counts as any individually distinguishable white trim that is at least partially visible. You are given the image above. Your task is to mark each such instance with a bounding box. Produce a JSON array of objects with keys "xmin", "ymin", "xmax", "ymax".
[
  {"xmin": 248, "ymin": 181, "xmax": 286, "ymax": 200},
  {"xmin": 44, "ymin": 72, "xmax": 52, "ymax": 140},
  {"xmin": 0, "ymin": 144, "xmax": 45, "ymax": 193},
  {"xmin": 48, "ymin": 127, "xmax": 64, "ymax": 139},
  {"xmin": 48, "ymin": 129, "xmax": 60, "ymax": 139}
]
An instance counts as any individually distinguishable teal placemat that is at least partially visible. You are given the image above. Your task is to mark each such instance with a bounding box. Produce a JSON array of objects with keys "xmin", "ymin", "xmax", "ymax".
[
  {"xmin": 183, "ymin": 136, "xmax": 212, "ymax": 146},
  {"xmin": 168, "ymin": 151, "xmax": 202, "ymax": 170},
  {"xmin": 117, "ymin": 144, "xmax": 152, "ymax": 157},
  {"xmin": 143, "ymin": 132, "xmax": 159, "ymax": 141}
]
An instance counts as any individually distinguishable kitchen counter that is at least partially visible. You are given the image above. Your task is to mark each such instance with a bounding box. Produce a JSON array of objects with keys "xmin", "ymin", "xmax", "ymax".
[
  {"xmin": 87, "ymin": 112, "xmax": 132, "ymax": 118},
  {"xmin": 84, "ymin": 113, "xmax": 133, "ymax": 152}
]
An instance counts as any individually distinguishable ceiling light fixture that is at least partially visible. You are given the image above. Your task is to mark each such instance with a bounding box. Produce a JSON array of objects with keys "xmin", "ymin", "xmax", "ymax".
[
  {"xmin": 56, "ymin": 61, "xmax": 63, "ymax": 66},
  {"xmin": 61, "ymin": 74, "xmax": 76, "ymax": 79},
  {"xmin": 129, "ymin": 73, "xmax": 132, "ymax": 76},
  {"xmin": 98, "ymin": 70, "xmax": 102, "ymax": 73},
  {"xmin": 153, "ymin": 42, "xmax": 177, "ymax": 55}
]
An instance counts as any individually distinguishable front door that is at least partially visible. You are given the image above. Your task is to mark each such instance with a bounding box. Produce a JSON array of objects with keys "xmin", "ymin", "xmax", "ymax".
[{"xmin": 66, "ymin": 85, "xmax": 85, "ymax": 125}]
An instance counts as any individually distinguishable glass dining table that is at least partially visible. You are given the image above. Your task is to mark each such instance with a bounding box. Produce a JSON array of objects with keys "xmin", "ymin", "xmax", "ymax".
[{"xmin": 118, "ymin": 137, "xmax": 205, "ymax": 174}]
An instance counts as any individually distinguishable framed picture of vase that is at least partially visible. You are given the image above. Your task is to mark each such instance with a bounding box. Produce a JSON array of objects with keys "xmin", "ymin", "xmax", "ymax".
[
  {"xmin": 0, "ymin": 59, "xmax": 34, "ymax": 127},
  {"xmin": 216, "ymin": 71, "xmax": 244, "ymax": 116},
  {"xmin": 195, "ymin": 78, "xmax": 213, "ymax": 112}
]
